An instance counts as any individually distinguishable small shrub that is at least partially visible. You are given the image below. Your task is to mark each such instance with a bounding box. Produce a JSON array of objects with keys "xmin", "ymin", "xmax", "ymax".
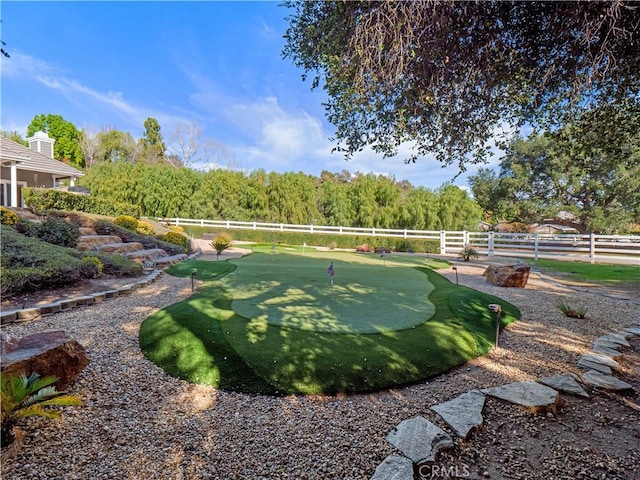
[
  {"xmin": 113, "ymin": 215, "xmax": 139, "ymax": 231},
  {"xmin": 79, "ymin": 256, "xmax": 103, "ymax": 278},
  {"xmin": 0, "ymin": 207, "xmax": 19, "ymax": 226},
  {"xmin": 36, "ymin": 217, "xmax": 80, "ymax": 248},
  {"xmin": 15, "ymin": 218, "xmax": 38, "ymax": 237},
  {"xmin": 162, "ymin": 231, "xmax": 190, "ymax": 250},
  {"xmin": 459, "ymin": 246, "xmax": 479, "ymax": 261},
  {"xmin": 136, "ymin": 220, "xmax": 154, "ymax": 235},
  {"xmin": 210, "ymin": 233, "xmax": 232, "ymax": 257},
  {"xmin": 557, "ymin": 301, "xmax": 588, "ymax": 319},
  {"xmin": 328, "ymin": 241, "xmax": 338, "ymax": 250},
  {"xmin": 169, "ymin": 225, "xmax": 184, "ymax": 234},
  {"xmin": 1, "ymin": 372, "xmax": 83, "ymax": 446}
]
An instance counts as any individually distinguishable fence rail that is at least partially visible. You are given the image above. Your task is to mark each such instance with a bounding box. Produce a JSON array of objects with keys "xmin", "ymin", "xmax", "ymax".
[{"xmin": 162, "ymin": 218, "xmax": 640, "ymax": 265}]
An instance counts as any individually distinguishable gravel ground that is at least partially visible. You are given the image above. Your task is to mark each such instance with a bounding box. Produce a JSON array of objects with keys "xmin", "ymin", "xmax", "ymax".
[{"xmin": 1, "ymin": 254, "xmax": 639, "ymax": 480}]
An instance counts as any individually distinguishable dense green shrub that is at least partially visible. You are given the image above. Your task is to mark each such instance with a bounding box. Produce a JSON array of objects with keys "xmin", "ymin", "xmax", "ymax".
[
  {"xmin": 0, "ymin": 207, "xmax": 19, "ymax": 226},
  {"xmin": 79, "ymin": 256, "xmax": 104, "ymax": 278},
  {"xmin": 35, "ymin": 217, "xmax": 80, "ymax": 247},
  {"xmin": 23, "ymin": 187, "xmax": 141, "ymax": 217},
  {"xmin": 136, "ymin": 220, "xmax": 154, "ymax": 235},
  {"xmin": 114, "ymin": 215, "xmax": 139, "ymax": 231},
  {"xmin": 15, "ymin": 218, "xmax": 38, "ymax": 237},
  {"xmin": 162, "ymin": 231, "xmax": 190, "ymax": 250}
]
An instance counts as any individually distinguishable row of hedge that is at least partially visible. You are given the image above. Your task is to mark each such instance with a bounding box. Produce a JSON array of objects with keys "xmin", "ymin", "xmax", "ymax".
[
  {"xmin": 23, "ymin": 188, "xmax": 142, "ymax": 218},
  {"xmin": 180, "ymin": 225, "xmax": 440, "ymax": 254}
]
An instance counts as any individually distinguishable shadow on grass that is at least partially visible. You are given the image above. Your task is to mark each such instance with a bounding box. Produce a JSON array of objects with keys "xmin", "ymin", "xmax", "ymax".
[{"xmin": 140, "ymin": 256, "xmax": 520, "ymax": 395}]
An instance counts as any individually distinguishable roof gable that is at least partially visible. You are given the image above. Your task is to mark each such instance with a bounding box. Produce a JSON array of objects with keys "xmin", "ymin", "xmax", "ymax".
[{"xmin": 0, "ymin": 136, "xmax": 84, "ymax": 178}]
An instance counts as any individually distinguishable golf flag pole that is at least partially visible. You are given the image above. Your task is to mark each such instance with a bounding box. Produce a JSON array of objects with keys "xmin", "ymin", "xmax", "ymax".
[{"xmin": 327, "ymin": 261, "xmax": 335, "ymax": 297}]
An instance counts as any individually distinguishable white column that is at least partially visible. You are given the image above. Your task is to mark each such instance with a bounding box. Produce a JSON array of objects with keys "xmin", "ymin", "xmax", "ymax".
[{"xmin": 10, "ymin": 162, "xmax": 18, "ymax": 207}]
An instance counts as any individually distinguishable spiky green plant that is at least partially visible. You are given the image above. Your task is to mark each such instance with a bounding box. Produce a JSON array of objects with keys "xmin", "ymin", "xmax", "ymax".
[
  {"xmin": 1, "ymin": 372, "xmax": 83, "ymax": 446},
  {"xmin": 210, "ymin": 233, "xmax": 233, "ymax": 260},
  {"xmin": 459, "ymin": 245, "xmax": 479, "ymax": 261},
  {"xmin": 557, "ymin": 301, "xmax": 588, "ymax": 319}
]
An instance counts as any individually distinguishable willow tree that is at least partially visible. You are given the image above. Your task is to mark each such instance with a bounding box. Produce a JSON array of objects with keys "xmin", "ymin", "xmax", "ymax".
[{"xmin": 282, "ymin": 1, "xmax": 639, "ymax": 170}]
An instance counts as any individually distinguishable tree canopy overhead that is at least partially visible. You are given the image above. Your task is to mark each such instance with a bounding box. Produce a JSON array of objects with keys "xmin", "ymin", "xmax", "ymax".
[{"xmin": 282, "ymin": 1, "xmax": 640, "ymax": 169}]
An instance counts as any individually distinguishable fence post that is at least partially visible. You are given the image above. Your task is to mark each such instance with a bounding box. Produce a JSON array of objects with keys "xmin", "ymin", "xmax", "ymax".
[
  {"xmin": 463, "ymin": 230, "xmax": 469, "ymax": 246},
  {"xmin": 440, "ymin": 231, "xmax": 446, "ymax": 255},
  {"xmin": 534, "ymin": 233, "xmax": 539, "ymax": 260},
  {"xmin": 488, "ymin": 232, "xmax": 494, "ymax": 257},
  {"xmin": 590, "ymin": 233, "xmax": 596, "ymax": 263},
  {"xmin": 404, "ymin": 229, "xmax": 407, "ymax": 238},
  {"xmin": 200, "ymin": 219, "xmax": 204, "ymax": 227},
  {"xmin": 310, "ymin": 224, "xmax": 314, "ymax": 233}
]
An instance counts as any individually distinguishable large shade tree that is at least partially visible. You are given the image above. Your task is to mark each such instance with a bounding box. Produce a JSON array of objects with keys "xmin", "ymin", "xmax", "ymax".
[
  {"xmin": 27, "ymin": 114, "xmax": 83, "ymax": 168},
  {"xmin": 282, "ymin": 1, "xmax": 640, "ymax": 170}
]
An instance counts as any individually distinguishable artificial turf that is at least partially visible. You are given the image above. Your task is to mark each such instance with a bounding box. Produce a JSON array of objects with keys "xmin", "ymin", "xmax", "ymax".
[{"xmin": 139, "ymin": 252, "xmax": 519, "ymax": 395}]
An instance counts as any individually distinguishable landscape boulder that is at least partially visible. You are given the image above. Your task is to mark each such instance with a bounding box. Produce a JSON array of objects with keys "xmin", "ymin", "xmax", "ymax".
[
  {"xmin": 356, "ymin": 244, "xmax": 373, "ymax": 253},
  {"xmin": 483, "ymin": 263, "xmax": 531, "ymax": 288},
  {"xmin": 1, "ymin": 330, "xmax": 89, "ymax": 389}
]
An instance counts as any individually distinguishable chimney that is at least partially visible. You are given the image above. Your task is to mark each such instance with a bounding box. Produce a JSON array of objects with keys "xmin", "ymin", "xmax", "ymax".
[{"xmin": 27, "ymin": 131, "xmax": 56, "ymax": 159}]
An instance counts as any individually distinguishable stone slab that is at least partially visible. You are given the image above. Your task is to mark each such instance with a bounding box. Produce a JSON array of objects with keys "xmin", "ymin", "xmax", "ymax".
[
  {"xmin": 612, "ymin": 331, "xmax": 633, "ymax": 340},
  {"xmin": 581, "ymin": 370, "xmax": 633, "ymax": 391},
  {"xmin": 40, "ymin": 302, "xmax": 62, "ymax": 315},
  {"xmin": 104, "ymin": 290, "xmax": 120, "ymax": 298},
  {"xmin": 17, "ymin": 308, "xmax": 41, "ymax": 320},
  {"xmin": 591, "ymin": 344, "xmax": 624, "ymax": 360},
  {"xmin": 539, "ymin": 373, "xmax": 589, "ymax": 398},
  {"xmin": 624, "ymin": 326, "xmax": 640, "ymax": 335},
  {"xmin": 0, "ymin": 311, "xmax": 18, "ymax": 324},
  {"xmin": 593, "ymin": 339, "xmax": 624, "ymax": 350},
  {"xmin": 385, "ymin": 416, "xmax": 454, "ymax": 464},
  {"xmin": 579, "ymin": 353, "xmax": 620, "ymax": 370},
  {"xmin": 430, "ymin": 390, "xmax": 486, "ymax": 439},
  {"xmin": 370, "ymin": 455, "xmax": 414, "ymax": 480},
  {"xmin": 481, "ymin": 381, "xmax": 560, "ymax": 414},
  {"xmin": 577, "ymin": 358, "xmax": 612, "ymax": 375},
  {"xmin": 594, "ymin": 335, "xmax": 630, "ymax": 347}
]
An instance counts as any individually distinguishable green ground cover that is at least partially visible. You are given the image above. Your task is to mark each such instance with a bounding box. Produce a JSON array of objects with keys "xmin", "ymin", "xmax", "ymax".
[
  {"xmin": 140, "ymin": 252, "xmax": 519, "ymax": 395},
  {"xmin": 531, "ymin": 259, "xmax": 639, "ymax": 286}
]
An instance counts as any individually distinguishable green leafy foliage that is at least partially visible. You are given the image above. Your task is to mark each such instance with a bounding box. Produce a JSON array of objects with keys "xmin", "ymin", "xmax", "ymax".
[
  {"xmin": 113, "ymin": 215, "xmax": 139, "ymax": 231},
  {"xmin": 459, "ymin": 246, "xmax": 479, "ymax": 262},
  {"xmin": 79, "ymin": 256, "xmax": 104, "ymax": 278},
  {"xmin": 23, "ymin": 187, "xmax": 141, "ymax": 218},
  {"xmin": 33, "ymin": 217, "xmax": 80, "ymax": 247},
  {"xmin": 282, "ymin": 2, "xmax": 638, "ymax": 168},
  {"xmin": 162, "ymin": 231, "xmax": 190, "ymax": 250},
  {"xmin": 210, "ymin": 233, "xmax": 232, "ymax": 255},
  {"xmin": 0, "ymin": 207, "xmax": 19, "ymax": 226},
  {"xmin": 27, "ymin": 114, "xmax": 83, "ymax": 168},
  {"xmin": 1, "ymin": 372, "xmax": 82, "ymax": 446},
  {"xmin": 136, "ymin": 220, "xmax": 154, "ymax": 235}
]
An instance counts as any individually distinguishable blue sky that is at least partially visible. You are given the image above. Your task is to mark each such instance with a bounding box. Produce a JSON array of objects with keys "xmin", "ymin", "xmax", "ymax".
[{"xmin": 1, "ymin": 1, "xmax": 499, "ymax": 190}]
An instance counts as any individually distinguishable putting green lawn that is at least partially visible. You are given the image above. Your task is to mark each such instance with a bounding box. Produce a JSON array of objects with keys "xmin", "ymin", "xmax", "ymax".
[{"xmin": 140, "ymin": 252, "xmax": 520, "ymax": 395}]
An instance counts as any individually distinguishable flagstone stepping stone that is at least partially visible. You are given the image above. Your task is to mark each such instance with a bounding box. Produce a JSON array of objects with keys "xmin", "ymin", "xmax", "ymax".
[
  {"xmin": 385, "ymin": 416, "xmax": 453, "ymax": 464},
  {"xmin": 612, "ymin": 331, "xmax": 633, "ymax": 340},
  {"xmin": 624, "ymin": 326, "xmax": 640, "ymax": 335},
  {"xmin": 593, "ymin": 339, "xmax": 624, "ymax": 350},
  {"xmin": 579, "ymin": 353, "xmax": 620, "ymax": 371},
  {"xmin": 481, "ymin": 381, "xmax": 560, "ymax": 414},
  {"xmin": 370, "ymin": 455, "xmax": 414, "ymax": 480},
  {"xmin": 592, "ymin": 344, "xmax": 624, "ymax": 360},
  {"xmin": 581, "ymin": 370, "xmax": 634, "ymax": 391},
  {"xmin": 430, "ymin": 390, "xmax": 486, "ymax": 439},
  {"xmin": 577, "ymin": 358, "xmax": 612, "ymax": 375},
  {"xmin": 539, "ymin": 373, "xmax": 589, "ymax": 398},
  {"xmin": 594, "ymin": 335, "xmax": 630, "ymax": 347}
]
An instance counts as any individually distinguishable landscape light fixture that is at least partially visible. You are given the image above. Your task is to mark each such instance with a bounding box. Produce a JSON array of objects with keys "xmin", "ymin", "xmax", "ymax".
[
  {"xmin": 191, "ymin": 268, "xmax": 198, "ymax": 292},
  {"xmin": 488, "ymin": 304, "xmax": 502, "ymax": 349},
  {"xmin": 452, "ymin": 266, "xmax": 458, "ymax": 284}
]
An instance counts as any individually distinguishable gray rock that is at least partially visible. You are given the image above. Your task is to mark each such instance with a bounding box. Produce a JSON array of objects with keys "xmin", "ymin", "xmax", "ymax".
[
  {"xmin": 594, "ymin": 335, "xmax": 630, "ymax": 347},
  {"xmin": 539, "ymin": 373, "xmax": 589, "ymax": 398},
  {"xmin": 579, "ymin": 353, "xmax": 620, "ymax": 370},
  {"xmin": 591, "ymin": 344, "xmax": 624, "ymax": 360},
  {"xmin": 611, "ymin": 331, "xmax": 634, "ymax": 340},
  {"xmin": 581, "ymin": 370, "xmax": 634, "ymax": 391},
  {"xmin": 624, "ymin": 326, "xmax": 640, "ymax": 335},
  {"xmin": 577, "ymin": 358, "xmax": 612, "ymax": 375},
  {"xmin": 370, "ymin": 455, "xmax": 414, "ymax": 480},
  {"xmin": 385, "ymin": 416, "xmax": 454, "ymax": 464},
  {"xmin": 481, "ymin": 381, "xmax": 560, "ymax": 414},
  {"xmin": 430, "ymin": 390, "xmax": 486, "ymax": 438},
  {"xmin": 593, "ymin": 339, "xmax": 624, "ymax": 350}
]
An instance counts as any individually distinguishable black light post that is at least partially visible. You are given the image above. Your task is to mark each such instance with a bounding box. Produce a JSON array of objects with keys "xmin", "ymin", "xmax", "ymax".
[
  {"xmin": 452, "ymin": 266, "xmax": 458, "ymax": 284},
  {"xmin": 488, "ymin": 304, "xmax": 502, "ymax": 349},
  {"xmin": 191, "ymin": 268, "xmax": 198, "ymax": 292}
]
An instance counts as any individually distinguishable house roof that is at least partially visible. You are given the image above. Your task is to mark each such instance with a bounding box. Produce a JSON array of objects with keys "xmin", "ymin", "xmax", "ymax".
[{"xmin": 0, "ymin": 136, "xmax": 84, "ymax": 178}]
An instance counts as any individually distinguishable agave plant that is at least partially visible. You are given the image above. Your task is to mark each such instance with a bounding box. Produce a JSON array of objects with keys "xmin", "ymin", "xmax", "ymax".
[
  {"xmin": 1, "ymin": 372, "xmax": 83, "ymax": 446},
  {"xmin": 459, "ymin": 245, "xmax": 479, "ymax": 261}
]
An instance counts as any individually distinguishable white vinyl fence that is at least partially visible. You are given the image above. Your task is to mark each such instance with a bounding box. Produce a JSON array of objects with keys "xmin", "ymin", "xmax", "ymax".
[{"xmin": 162, "ymin": 218, "xmax": 640, "ymax": 265}]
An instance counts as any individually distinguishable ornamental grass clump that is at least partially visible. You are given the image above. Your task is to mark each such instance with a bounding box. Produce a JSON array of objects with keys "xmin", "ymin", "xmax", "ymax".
[{"xmin": 557, "ymin": 301, "xmax": 588, "ymax": 319}]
